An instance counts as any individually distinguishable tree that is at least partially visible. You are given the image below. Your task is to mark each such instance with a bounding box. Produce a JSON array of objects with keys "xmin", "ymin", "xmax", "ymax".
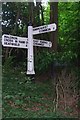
[
  {"xmin": 50, "ymin": 2, "xmax": 58, "ymax": 52},
  {"xmin": 2, "ymin": 3, "xmax": 21, "ymax": 60},
  {"xmin": 50, "ymin": 1, "xmax": 58, "ymax": 111}
]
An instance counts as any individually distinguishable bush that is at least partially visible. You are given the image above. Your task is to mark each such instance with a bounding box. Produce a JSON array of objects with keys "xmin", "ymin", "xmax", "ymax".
[
  {"xmin": 35, "ymin": 50, "xmax": 77, "ymax": 73},
  {"xmin": 3, "ymin": 56, "xmax": 15, "ymax": 71}
]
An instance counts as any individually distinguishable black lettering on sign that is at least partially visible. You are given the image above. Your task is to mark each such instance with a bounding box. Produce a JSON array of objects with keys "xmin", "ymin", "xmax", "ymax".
[
  {"xmin": 39, "ymin": 29, "xmax": 48, "ymax": 33},
  {"xmin": 4, "ymin": 41, "xmax": 20, "ymax": 47},
  {"xmin": 34, "ymin": 40, "xmax": 38, "ymax": 43},
  {"xmin": 40, "ymin": 41, "xmax": 47, "ymax": 44},
  {"xmin": 26, "ymin": 41, "xmax": 28, "ymax": 44},
  {"xmin": 18, "ymin": 43, "xmax": 20, "ymax": 46},
  {"xmin": 12, "ymin": 43, "xmax": 18, "ymax": 46},
  {"xmin": 4, "ymin": 36, "xmax": 9, "ymax": 38},
  {"xmin": 39, "ymin": 25, "xmax": 48, "ymax": 30},
  {"xmin": 10, "ymin": 36, "xmax": 17, "ymax": 40},
  {"xmin": 33, "ymin": 25, "xmax": 48, "ymax": 31},
  {"xmin": 48, "ymin": 28, "xmax": 51, "ymax": 31},
  {"xmin": 33, "ymin": 28, "xmax": 39, "ymax": 31},
  {"xmin": 15, "ymin": 40, "xmax": 17, "ymax": 42},
  {"xmin": 34, "ymin": 43, "xmax": 44, "ymax": 46},
  {"xmin": 19, "ymin": 41, "xmax": 25, "ymax": 44},
  {"xmin": 4, "ymin": 38, "xmax": 13, "ymax": 42},
  {"xmin": 4, "ymin": 38, "xmax": 8, "ymax": 41},
  {"xmin": 4, "ymin": 42, "xmax": 7, "ymax": 45}
]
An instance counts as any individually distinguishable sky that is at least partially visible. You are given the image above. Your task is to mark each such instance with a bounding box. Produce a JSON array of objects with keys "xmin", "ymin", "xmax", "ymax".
[
  {"xmin": 34, "ymin": 0, "xmax": 49, "ymax": 6},
  {"xmin": 42, "ymin": 0, "xmax": 49, "ymax": 5}
]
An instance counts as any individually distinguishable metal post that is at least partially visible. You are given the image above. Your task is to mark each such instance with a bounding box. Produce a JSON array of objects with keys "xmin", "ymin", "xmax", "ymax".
[{"xmin": 27, "ymin": 24, "xmax": 35, "ymax": 75}]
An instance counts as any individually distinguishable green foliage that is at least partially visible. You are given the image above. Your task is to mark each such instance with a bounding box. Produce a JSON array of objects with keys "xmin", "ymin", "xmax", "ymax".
[
  {"xmin": 3, "ymin": 68, "xmax": 66, "ymax": 118},
  {"xmin": 35, "ymin": 50, "xmax": 52, "ymax": 72},
  {"xmin": 77, "ymin": 99, "xmax": 80, "ymax": 108},
  {"xmin": 43, "ymin": 3, "xmax": 50, "ymax": 24},
  {"xmin": 3, "ymin": 56, "xmax": 15, "ymax": 71},
  {"xmin": 35, "ymin": 50, "xmax": 77, "ymax": 73},
  {"xmin": 58, "ymin": 2, "xmax": 79, "ymax": 54},
  {"xmin": 4, "ymin": 95, "xmax": 14, "ymax": 99},
  {"xmin": 14, "ymin": 99, "xmax": 24, "ymax": 105}
]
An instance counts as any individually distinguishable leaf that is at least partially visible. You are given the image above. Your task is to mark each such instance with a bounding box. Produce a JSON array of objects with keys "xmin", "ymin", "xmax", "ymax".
[
  {"xmin": 4, "ymin": 95, "xmax": 14, "ymax": 99},
  {"xmin": 14, "ymin": 99, "xmax": 23, "ymax": 105}
]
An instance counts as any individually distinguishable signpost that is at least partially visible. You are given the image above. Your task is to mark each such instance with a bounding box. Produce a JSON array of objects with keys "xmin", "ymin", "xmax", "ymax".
[
  {"xmin": 33, "ymin": 23, "xmax": 56, "ymax": 35},
  {"xmin": 33, "ymin": 39, "xmax": 52, "ymax": 48},
  {"xmin": 2, "ymin": 23, "xmax": 57, "ymax": 75},
  {"xmin": 2, "ymin": 34, "xmax": 52, "ymax": 48},
  {"xmin": 2, "ymin": 34, "xmax": 28, "ymax": 49},
  {"xmin": 27, "ymin": 25, "xmax": 35, "ymax": 74}
]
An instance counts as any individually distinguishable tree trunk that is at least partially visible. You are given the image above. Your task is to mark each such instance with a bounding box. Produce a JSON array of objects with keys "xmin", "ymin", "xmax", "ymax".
[
  {"xmin": 50, "ymin": 2, "xmax": 58, "ymax": 52},
  {"xmin": 50, "ymin": 2, "xmax": 58, "ymax": 78},
  {"xmin": 50, "ymin": 2, "xmax": 58, "ymax": 111},
  {"xmin": 28, "ymin": 2, "xmax": 34, "ymax": 24}
]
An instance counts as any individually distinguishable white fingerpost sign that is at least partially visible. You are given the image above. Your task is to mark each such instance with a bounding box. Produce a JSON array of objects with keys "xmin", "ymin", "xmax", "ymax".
[
  {"xmin": 33, "ymin": 39, "xmax": 52, "ymax": 48},
  {"xmin": 27, "ymin": 25, "xmax": 35, "ymax": 75},
  {"xmin": 33, "ymin": 23, "xmax": 56, "ymax": 35},
  {"xmin": 2, "ymin": 34, "xmax": 28, "ymax": 49},
  {"xmin": 2, "ymin": 23, "xmax": 57, "ymax": 75},
  {"xmin": 2, "ymin": 34, "xmax": 52, "ymax": 48}
]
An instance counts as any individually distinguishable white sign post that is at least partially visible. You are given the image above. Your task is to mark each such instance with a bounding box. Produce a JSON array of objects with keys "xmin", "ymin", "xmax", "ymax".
[
  {"xmin": 2, "ymin": 23, "xmax": 57, "ymax": 75},
  {"xmin": 27, "ymin": 25, "xmax": 35, "ymax": 75}
]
